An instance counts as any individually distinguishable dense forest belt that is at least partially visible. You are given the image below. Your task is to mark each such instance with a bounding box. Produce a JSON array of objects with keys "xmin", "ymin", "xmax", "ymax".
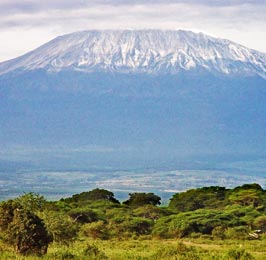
[{"xmin": 0, "ymin": 183, "xmax": 265, "ymax": 259}]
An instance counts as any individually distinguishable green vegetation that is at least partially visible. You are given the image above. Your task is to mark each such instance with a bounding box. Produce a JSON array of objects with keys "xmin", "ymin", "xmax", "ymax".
[
  {"xmin": 0, "ymin": 184, "xmax": 266, "ymax": 259},
  {"xmin": 123, "ymin": 192, "xmax": 161, "ymax": 207},
  {"xmin": 0, "ymin": 195, "xmax": 51, "ymax": 256}
]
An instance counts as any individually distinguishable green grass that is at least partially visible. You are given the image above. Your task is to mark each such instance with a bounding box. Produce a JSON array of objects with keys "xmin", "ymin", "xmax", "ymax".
[{"xmin": 1, "ymin": 237, "xmax": 265, "ymax": 260}]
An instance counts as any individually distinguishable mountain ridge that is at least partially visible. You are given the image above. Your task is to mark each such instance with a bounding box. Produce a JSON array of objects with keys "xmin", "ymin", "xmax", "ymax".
[{"xmin": 1, "ymin": 29, "xmax": 266, "ymax": 78}]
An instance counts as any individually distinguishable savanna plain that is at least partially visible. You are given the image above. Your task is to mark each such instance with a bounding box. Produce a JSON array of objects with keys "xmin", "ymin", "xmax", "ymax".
[{"xmin": 0, "ymin": 184, "xmax": 266, "ymax": 260}]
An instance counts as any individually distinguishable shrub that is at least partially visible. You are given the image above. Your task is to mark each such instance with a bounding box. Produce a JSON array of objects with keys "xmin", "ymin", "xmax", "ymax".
[
  {"xmin": 68, "ymin": 208, "xmax": 98, "ymax": 223},
  {"xmin": 225, "ymin": 226, "xmax": 249, "ymax": 240},
  {"xmin": 40, "ymin": 210, "xmax": 78, "ymax": 244},
  {"xmin": 152, "ymin": 243, "xmax": 200, "ymax": 260},
  {"xmin": 80, "ymin": 221, "xmax": 109, "ymax": 240},
  {"xmin": 212, "ymin": 226, "xmax": 226, "ymax": 239},
  {"xmin": 83, "ymin": 244, "xmax": 108, "ymax": 259},
  {"xmin": 227, "ymin": 249, "xmax": 254, "ymax": 260},
  {"xmin": 133, "ymin": 205, "xmax": 170, "ymax": 220},
  {"xmin": 253, "ymin": 215, "xmax": 266, "ymax": 232},
  {"xmin": 5, "ymin": 208, "xmax": 51, "ymax": 256},
  {"xmin": 120, "ymin": 217, "xmax": 153, "ymax": 236},
  {"xmin": 52, "ymin": 250, "xmax": 77, "ymax": 260},
  {"xmin": 0, "ymin": 200, "xmax": 18, "ymax": 232}
]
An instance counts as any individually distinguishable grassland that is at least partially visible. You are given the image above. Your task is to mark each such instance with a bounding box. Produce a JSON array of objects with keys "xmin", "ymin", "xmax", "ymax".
[{"xmin": 0, "ymin": 237, "xmax": 266, "ymax": 260}]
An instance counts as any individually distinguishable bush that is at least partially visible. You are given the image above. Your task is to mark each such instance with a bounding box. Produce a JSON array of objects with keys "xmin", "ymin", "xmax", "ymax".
[
  {"xmin": 225, "ymin": 226, "xmax": 249, "ymax": 240},
  {"xmin": 227, "ymin": 249, "xmax": 254, "ymax": 260},
  {"xmin": 253, "ymin": 215, "xmax": 266, "ymax": 232},
  {"xmin": 120, "ymin": 217, "xmax": 153, "ymax": 236},
  {"xmin": 0, "ymin": 200, "xmax": 18, "ymax": 232},
  {"xmin": 68, "ymin": 208, "xmax": 98, "ymax": 223},
  {"xmin": 152, "ymin": 243, "xmax": 200, "ymax": 260},
  {"xmin": 40, "ymin": 210, "xmax": 78, "ymax": 244},
  {"xmin": 81, "ymin": 221, "xmax": 109, "ymax": 240},
  {"xmin": 83, "ymin": 244, "xmax": 108, "ymax": 259},
  {"xmin": 5, "ymin": 208, "xmax": 51, "ymax": 256},
  {"xmin": 52, "ymin": 250, "xmax": 77, "ymax": 260},
  {"xmin": 212, "ymin": 226, "xmax": 226, "ymax": 239},
  {"xmin": 133, "ymin": 205, "xmax": 170, "ymax": 220}
]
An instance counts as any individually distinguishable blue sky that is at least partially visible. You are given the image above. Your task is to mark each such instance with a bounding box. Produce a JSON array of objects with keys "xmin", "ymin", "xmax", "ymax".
[{"xmin": 0, "ymin": 0, "xmax": 265, "ymax": 62}]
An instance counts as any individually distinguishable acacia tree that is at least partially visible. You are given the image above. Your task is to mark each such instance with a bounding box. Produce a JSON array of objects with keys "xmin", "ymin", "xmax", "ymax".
[
  {"xmin": 123, "ymin": 193, "xmax": 161, "ymax": 207},
  {"xmin": 63, "ymin": 188, "xmax": 120, "ymax": 204},
  {"xmin": 229, "ymin": 184, "xmax": 264, "ymax": 207},
  {"xmin": 169, "ymin": 186, "xmax": 227, "ymax": 212}
]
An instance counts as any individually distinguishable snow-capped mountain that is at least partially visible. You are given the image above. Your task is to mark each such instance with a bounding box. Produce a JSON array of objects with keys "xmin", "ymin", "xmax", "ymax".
[
  {"xmin": 1, "ymin": 30, "xmax": 266, "ymax": 169},
  {"xmin": 1, "ymin": 30, "xmax": 266, "ymax": 78}
]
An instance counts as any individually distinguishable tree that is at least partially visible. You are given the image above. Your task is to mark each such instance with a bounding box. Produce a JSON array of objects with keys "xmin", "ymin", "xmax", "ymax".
[
  {"xmin": 169, "ymin": 186, "xmax": 227, "ymax": 212},
  {"xmin": 123, "ymin": 193, "xmax": 161, "ymax": 207},
  {"xmin": 63, "ymin": 188, "xmax": 120, "ymax": 204},
  {"xmin": 4, "ymin": 208, "xmax": 51, "ymax": 256},
  {"xmin": 229, "ymin": 184, "xmax": 264, "ymax": 207}
]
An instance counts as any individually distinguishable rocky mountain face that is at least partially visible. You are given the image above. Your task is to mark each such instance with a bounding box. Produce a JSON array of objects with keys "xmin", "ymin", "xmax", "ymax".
[{"xmin": 0, "ymin": 30, "xmax": 266, "ymax": 168}]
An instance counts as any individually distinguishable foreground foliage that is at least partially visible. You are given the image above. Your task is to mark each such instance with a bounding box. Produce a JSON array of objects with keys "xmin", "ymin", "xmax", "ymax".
[{"xmin": 0, "ymin": 184, "xmax": 265, "ymax": 259}]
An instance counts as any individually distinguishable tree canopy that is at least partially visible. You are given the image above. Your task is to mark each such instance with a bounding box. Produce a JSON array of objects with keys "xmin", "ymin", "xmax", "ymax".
[
  {"xmin": 123, "ymin": 193, "xmax": 161, "ymax": 207},
  {"xmin": 169, "ymin": 186, "xmax": 228, "ymax": 212},
  {"xmin": 62, "ymin": 188, "xmax": 120, "ymax": 204}
]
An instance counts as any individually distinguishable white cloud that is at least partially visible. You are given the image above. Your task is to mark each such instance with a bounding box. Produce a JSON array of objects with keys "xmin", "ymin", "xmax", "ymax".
[{"xmin": 0, "ymin": 1, "xmax": 265, "ymax": 62}]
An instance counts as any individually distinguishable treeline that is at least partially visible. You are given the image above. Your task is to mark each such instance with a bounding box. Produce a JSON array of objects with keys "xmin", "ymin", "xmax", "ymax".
[{"xmin": 0, "ymin": 183, "xmax": 266, "ymax": 256}]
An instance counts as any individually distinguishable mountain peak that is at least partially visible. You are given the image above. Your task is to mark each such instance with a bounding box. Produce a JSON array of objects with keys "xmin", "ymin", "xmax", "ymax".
[{"xmin": 1, "ymin": 29, "xmax": 266, "ymax": 78}]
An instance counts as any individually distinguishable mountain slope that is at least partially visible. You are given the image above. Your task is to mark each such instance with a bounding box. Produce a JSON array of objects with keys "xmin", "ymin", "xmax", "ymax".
[
  {"xmin": 0, "ymin": 30, "xmax": 266, "ymax": 169},
  {"xmin": 1, "ymin": 30, "xmax": 266, "ymax": 78}
]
